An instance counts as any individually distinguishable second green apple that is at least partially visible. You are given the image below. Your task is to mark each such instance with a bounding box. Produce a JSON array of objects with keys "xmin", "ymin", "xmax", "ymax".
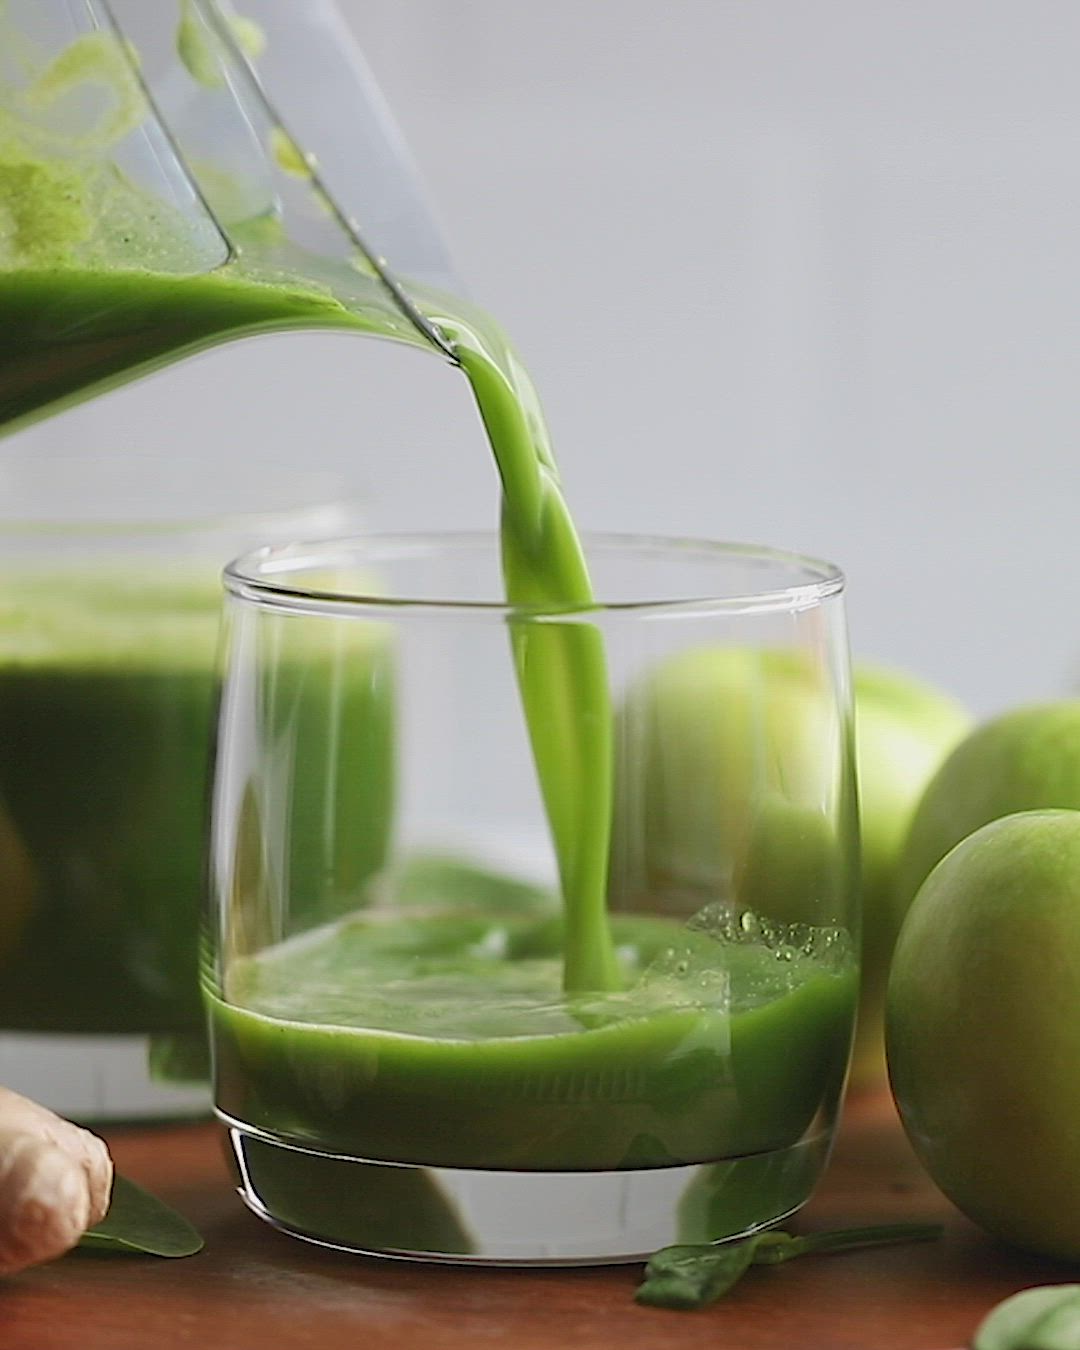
[{"xmin": 610, "ymin": 648, "xmax": 970, "ymax": 1090}]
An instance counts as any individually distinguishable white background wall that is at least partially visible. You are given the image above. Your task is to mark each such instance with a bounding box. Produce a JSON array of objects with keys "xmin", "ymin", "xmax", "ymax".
[{"xmin": 13, "ymin": 0, "xmax": 1080, "ymax": 717}]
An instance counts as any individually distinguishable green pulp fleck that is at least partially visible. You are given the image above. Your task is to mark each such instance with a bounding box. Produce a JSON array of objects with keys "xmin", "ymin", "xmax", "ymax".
[
  {"xmin": 177, "ymin": 0, "xmax": 224, "ymax": 88},
  {"xmin": 178, "ymin": 1, "xmax": 266, "ymax": 87},
  {"xmin": 270, "ymin": 126, "xmax": 314, "ymax": 180},
  {"xmin": 26, "ymin": 33, "xmax": 146, "ymax": 149},
  {"xmin": 0, "ymin": 157, "xmax": 90, "ymax": 266}
]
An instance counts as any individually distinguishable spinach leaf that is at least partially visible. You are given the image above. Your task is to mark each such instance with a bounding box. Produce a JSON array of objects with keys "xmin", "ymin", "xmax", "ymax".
[
  {"xmin": 636, "ymin": 1221, "xmax": 942, "ymax": 1310},
  {"xmin": 636, "ymin": 1239, "xmax": 760, "ymax": 1309},
  {"xmin": 394, "ymin": 854, "xmax": 554, "ymax": 914},
  {"xmin": 752, "ymin": 1222, "xmax": 944, "ymax": 1265},
  {"xmin": 78, "ymin": 1175, "xmax": 203, "ymax": 1257},
  {"xmin": 973, "ymin": 1285, "xmax": 1080, "ymax": 1350}
]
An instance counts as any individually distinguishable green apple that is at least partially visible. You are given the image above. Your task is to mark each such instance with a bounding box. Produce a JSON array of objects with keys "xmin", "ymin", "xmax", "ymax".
[
  {"xmin": 851, "ymin": 666, "xmax": 972, "ymax": 1087},
  {"xmin": 886, "ymin": 810, "xmax": 1080, "ymax": 1260},
  {"xmin": 895, "ymin": 700, "xmax": 1080, "ymax": 921},
  {"xmin": 609, "ymin": 647, "xmax": 839, "ymax": 913},
  {"xmin": 733, "ymin": 796, "xmax": 846, "ymax": 929},
  {"xmin": 609, "ymin": 649, "xmax": 970, "ymax": 1090}
]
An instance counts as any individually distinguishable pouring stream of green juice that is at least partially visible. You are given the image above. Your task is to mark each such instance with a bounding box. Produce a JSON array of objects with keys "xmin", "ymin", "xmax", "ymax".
[{"xmin": 0, "ymin": 2, "xmax": 619, "ymax": 995}]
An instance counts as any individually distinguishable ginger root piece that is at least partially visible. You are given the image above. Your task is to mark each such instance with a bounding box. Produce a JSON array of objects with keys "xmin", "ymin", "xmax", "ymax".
[{"xmin": 0, "ymin": 1086, "xmax": 113, "ymax": 1275}]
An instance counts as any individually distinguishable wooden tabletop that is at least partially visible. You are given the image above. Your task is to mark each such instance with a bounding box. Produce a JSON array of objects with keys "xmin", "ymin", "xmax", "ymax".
[{"xmin": 0, "ymin": 1091, "xmax": 1071, "ymax": 1350}]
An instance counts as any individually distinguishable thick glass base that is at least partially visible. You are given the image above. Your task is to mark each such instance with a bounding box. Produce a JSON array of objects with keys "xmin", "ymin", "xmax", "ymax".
[
  {"xmin": 0, "ymin": 1032, "xmax": 210, "ymax": 1124},
  {"xmin": 223, "ymin": 1116, "xmax": 833, "ymax": 1266}
]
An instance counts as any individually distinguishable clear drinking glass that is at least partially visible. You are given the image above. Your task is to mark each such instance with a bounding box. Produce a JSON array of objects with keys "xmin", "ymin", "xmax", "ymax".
[
  {"xmin": 0, "ymin": 448, "xmax": 358, "ymax": 1123},
  {"xmin": 208, "ymin": 533, "xmax": 859, "ymax": 1264}
]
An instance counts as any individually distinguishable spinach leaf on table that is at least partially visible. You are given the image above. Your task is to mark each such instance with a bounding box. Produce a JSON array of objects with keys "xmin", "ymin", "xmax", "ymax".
[
  {"xmin": 78, "ymin": 1175, "xmax": 203, "ymax": 1257},
  {"xmin": 636, "ymin": 1240, "xmax": 759, "ymax": 1309},
  {"xmin": 636, "ymin": 1221, "xmax": 942, "ymax": 1310}
]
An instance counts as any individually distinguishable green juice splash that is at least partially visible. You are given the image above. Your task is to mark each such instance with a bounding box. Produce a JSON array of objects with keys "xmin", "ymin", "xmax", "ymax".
[{"xmin": 436, "ymin": 308, "xmax": 620, "ymax": 993}]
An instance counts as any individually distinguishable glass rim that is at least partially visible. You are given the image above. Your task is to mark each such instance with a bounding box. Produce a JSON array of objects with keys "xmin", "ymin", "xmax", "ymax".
[{"xmin": 223, "ymin": 531, "xmax": 845, "ymax": 618}]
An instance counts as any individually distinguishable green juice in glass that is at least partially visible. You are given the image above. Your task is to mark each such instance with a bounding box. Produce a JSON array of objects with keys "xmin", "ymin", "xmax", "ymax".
[
  {"xmin": 210, "ymin": 909, "xmax": 855, "ymax": 1172},
  {"xmin": 0, "ymin": 33, "xmax": 856, "ymax": 1244}
]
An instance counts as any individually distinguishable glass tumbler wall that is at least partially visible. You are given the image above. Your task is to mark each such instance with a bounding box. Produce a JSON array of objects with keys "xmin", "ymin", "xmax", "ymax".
[
  {"xmin": 0, "ymin": 449, "xmax": 356, "ymax": 1123},
  {"xmin": 208, "ymin": 534, "xmax": 859, "ymax": 1264}
]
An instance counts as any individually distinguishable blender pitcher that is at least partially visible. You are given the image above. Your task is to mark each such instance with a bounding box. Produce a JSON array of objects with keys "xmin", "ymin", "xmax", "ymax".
[
  {"xmin": 0, "ymin": 0, "xmax": 456, "ymax": 1121},
  {"xmin": 0, "ymin": 0, "xmax": 459, "ymax": 435}
]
